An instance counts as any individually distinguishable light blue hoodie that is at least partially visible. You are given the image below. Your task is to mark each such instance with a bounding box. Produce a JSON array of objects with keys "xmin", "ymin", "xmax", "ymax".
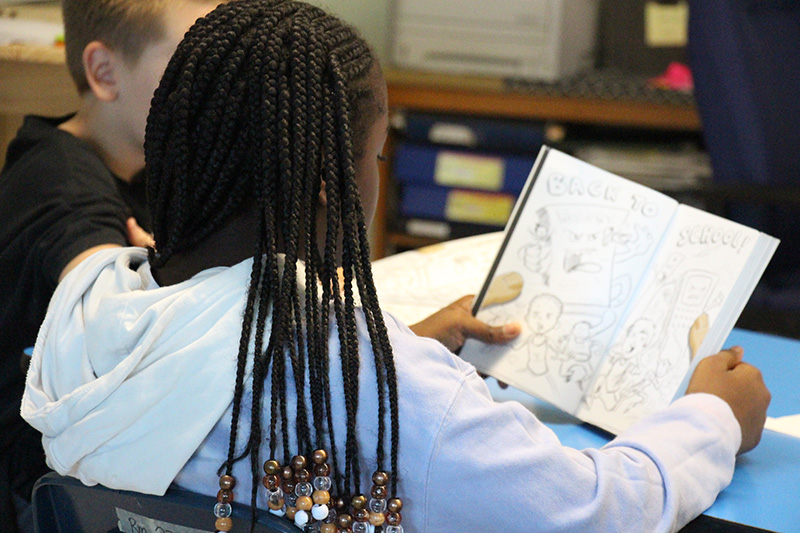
[{"xmin": 23, "ymin": 247, "xmax": 740, "ymax": 532}]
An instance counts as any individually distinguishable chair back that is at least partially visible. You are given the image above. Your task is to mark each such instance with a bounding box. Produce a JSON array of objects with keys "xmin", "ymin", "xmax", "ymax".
[{"xmin": 32, "ymin": 472, "xmax": 297, "ymax": 533}]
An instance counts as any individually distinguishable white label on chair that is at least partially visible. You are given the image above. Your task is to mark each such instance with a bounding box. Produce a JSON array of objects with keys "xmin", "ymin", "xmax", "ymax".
[{"xmin": 116, "ymin": 508, "xmax": 213, "ymax": 533}]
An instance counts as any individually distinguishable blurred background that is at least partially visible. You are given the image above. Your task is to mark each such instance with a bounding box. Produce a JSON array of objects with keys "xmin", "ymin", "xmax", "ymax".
[{"xmin": 2, "ymin": 0, "xmax": 799, "ymax": 336}]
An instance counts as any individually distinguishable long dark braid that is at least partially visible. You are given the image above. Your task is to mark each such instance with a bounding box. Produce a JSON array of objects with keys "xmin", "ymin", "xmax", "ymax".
[{"xmin": 144, "ymin": 0, "xmax": 400, "ymax": 523}]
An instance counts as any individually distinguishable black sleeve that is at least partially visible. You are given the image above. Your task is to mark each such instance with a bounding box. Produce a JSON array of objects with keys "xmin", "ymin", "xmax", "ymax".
[{"xmin": 0, "ymin": 139, "xmax": 129, "ymax": 287}]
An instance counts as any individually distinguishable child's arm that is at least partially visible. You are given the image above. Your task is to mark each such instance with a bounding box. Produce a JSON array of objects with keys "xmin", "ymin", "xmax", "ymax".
[
  {"xmin": 409, "ymin": 295, "xmax": 521, "ymax": 352},
  {"xmin": 57, "ymin": 218, "xmax": 154, "ymax": 282}
]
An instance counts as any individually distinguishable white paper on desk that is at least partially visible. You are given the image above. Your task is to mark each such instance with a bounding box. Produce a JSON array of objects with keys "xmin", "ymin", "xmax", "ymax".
[
  {"xmin": 0, "ymin": 18, "xmax": 62, "ymax": 46},
  {"xmin": 765, "ymin": 415, "xmax": 800, "ymax": 439},
  {"xmin": 367, "ymin": 232, "xmax": 504, "ymax": 326}
]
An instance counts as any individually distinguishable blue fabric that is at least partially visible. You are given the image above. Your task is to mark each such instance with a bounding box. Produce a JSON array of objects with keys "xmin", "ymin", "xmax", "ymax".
[{"xmin": 689, "ymin": 0, "xmax": 800, "ymax": 286}]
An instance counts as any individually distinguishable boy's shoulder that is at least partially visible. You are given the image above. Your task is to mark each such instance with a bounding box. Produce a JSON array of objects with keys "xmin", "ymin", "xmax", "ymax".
[{"xmin": 1, "ymin": 114, "xmax": 115, "ymax": 194}]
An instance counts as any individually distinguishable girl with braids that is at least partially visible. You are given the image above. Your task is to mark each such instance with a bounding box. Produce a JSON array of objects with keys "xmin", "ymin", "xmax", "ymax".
[{"xmin": 23, "ymin": 1, "xmax": 770, "ymax": 532}]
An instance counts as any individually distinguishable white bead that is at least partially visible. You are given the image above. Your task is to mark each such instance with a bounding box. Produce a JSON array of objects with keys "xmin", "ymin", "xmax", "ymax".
[
  {"xmin": 269, "ymin": 507, "xmax": 286, "ymax": 517},
  {"xmin": 294, "ymin": 509, "xmax": 310, "ymax": 527},
  {"xmin": 368, "ymin": 497, "xmax": 386, "ymax": 514},
  {"xmin": 213, "ymin": 502, "xmax": 232, "ymax": 518},
  {"xmin": 295, "ymin": 481, "xmax": 313, "ymax": 497},
  {"xmin": 313, "ymin": 476, "xmax": 332, "ymax": 491},
  {"xmin": 267, "ymin": 489, "xmax": 284, "ymax": 507},
  {"xmin": 311, "ymin": 503, "xmax": 329, "ymax": 520}
]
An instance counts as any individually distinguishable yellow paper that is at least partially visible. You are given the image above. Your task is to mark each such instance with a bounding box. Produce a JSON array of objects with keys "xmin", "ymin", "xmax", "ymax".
[
  {"xmin": 434, "ymin": 151, "xmax": 505, "ymax": 191},
  {"xmin": 644, "ymin": 1, "xmax": 688, "ymax": 48},
  {"xmin": 444, "ymin": 190, "xmax": 514, "ymax": 226}
]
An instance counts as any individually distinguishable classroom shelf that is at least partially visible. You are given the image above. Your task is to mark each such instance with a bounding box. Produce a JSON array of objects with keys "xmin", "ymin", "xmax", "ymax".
[{"xmin": 374, "ymin": 68, "xmax": 702, "ymax": 259}]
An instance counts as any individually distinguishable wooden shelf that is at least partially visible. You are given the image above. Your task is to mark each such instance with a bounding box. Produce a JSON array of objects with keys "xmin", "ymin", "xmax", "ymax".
[
  {"xmin": 385, "ymin": 232, "xmax": 443, "ymax": 251},
  {"xmin": 372, "ymin": 69, "xmax": 702, "ymax": 259},
  {"xmin": 385, "ymin": 69, "xmax": 701, "ymax": 132}
]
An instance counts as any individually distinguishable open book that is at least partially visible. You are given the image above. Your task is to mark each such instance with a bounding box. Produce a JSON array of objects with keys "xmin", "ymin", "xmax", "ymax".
[{"xmin": 459, "ymin": 146, "xmax": 779, "ymax": 434}]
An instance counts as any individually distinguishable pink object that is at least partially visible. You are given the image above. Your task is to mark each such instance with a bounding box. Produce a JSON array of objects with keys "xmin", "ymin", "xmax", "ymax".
[{"xmin": 649, "ymin": 62, "xmax": 694, "ymax": 92}]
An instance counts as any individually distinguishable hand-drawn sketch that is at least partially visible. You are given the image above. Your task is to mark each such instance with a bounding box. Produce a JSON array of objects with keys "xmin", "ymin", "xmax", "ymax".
[
  {"xmin": 556, "ymin": 321, "xmax": 603, "ymax": 389},
  {"xmin": 518, "ymin": 208, "xmax": 552, "ymax": 285},
  {"xmin": 584, "ymin": 318, "xmax": 658, "ymax": 413},
  {"xmin": 457, "ymin": 148, "xmax": 776, "ymax": 435},
  {"xmin": 521, "ymin": 294, "xmax": 563, "ymax": 376}
]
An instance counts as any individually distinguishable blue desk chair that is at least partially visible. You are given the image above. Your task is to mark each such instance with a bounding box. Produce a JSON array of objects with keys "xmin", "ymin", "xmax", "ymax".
[{"xmin": 32, "ymin": 472, "xmax": 296, "ymax": 533}]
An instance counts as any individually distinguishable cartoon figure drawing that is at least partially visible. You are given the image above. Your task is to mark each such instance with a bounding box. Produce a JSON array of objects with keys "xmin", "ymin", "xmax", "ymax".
[
  {"xmin": 523, "ymin": 293, "xmax": 563, "ymax": 375},
  {"xmin": 518, "ymin": 208, "xmax": 552, "ymax": 285},
  {"xmin": 557, "ymin": 321, "xmax": 602, "ymax": 389},
  {"xmin": 587, "ymin": 318, "xmax": 657, "ymax": 412}
]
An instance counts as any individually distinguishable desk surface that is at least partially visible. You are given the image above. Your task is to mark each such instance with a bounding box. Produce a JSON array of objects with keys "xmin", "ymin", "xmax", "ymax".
[{"xmin": 371, "ymin": 233, "xmax": 800, "ymax": 533}]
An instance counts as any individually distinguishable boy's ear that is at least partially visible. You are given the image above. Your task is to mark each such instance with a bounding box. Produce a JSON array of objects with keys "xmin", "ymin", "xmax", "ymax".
[{"xmin": 82, "ymin": 41, "xmax": 120, "ymax": 102}]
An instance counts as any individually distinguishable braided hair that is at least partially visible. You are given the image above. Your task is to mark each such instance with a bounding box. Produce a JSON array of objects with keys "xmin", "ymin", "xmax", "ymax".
[{"xmin": 144, "ymin": 0, "xmax": 400, "ymax": 517}]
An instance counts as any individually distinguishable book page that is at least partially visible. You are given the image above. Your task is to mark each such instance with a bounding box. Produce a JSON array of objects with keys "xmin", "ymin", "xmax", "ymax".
[
  {"xmin": 461, "ymin": 148, "xmax": 678, "ymax": 413},
  {"xmin": 578, "ymin": 205, "xmax": 769, "ymax": 433}
]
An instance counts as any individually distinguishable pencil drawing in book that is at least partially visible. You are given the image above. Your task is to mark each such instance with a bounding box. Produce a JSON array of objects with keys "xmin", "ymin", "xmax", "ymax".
[{"xmin": 460, "ymin": 146, "xmax": 779, "ymax": 434}]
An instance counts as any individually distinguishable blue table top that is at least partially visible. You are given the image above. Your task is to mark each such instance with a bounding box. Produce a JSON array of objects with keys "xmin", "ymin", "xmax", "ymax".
[{"xmin": 487, "ymin": 327, "xmax": 800, "ymax": 532}]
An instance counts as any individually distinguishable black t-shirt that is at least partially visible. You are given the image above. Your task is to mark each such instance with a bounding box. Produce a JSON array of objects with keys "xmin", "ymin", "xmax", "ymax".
[{"xmin": 0, "ymin": 115, "xmax": 149, "ymax": 497}]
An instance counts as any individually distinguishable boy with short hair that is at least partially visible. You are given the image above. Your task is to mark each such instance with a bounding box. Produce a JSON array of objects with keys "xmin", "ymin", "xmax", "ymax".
[{"xmin": 0, "ymin": 1, "xmax": 224, "ymax": 529}]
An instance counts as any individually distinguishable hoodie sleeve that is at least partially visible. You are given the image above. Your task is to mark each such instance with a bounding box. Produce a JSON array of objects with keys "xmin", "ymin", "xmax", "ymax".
[{"xmin": 420, "ymin": 363, "xmax": 739, "ymax": 533}]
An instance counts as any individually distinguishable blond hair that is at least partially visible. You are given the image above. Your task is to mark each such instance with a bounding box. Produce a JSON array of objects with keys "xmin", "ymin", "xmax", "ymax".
[{"xmin": 61, "ymin": 0, "xmax": 223, "ymax": 93}]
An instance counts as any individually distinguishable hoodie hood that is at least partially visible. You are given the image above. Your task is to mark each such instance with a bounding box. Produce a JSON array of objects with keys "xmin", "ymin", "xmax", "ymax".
[{"xmin": 21, "ymin": 247, "xmax": 260, "ymax": 495}]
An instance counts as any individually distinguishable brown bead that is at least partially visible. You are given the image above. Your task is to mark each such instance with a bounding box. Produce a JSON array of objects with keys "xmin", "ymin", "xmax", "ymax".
[
  {"xmin": 320, "ymin": 524, "xmax": 337, "ymax": 533},
  {"xmin": 285, "ymin": 506, "xmax": 298, "ymax": 520},
  {"xmin": 284, "ymin": 481, "xmax": 296, "ymax": 494},
  {"xmin": 351, "ymin": 494, "xmax": 367, "ymax": 510},
  {"xmin": 386, "ymin": 511, "xmax": 402, "ymax": 526},
  {"xmin": 262, "ymin": 474, "xmax": 280, "ymax": 490},
  {"xmin": 263, "ymin": 460, "xmax": 281, "ymax": 476},
  {"xmin": 281, "ymin": 465, "xmax": 294, "ymax": 480},
  {"xmin": 387, "ymin": 497, "xmax": 403, "ymax": 513},
  {"xmin": 296, "ymin": 496, "xmax": 313, "ymax": 511},
  {"xmin": 291, "ymin": 455, "xmax": 307, "ymax": 471},
  {"xmin": 368, "ymin": 512, "xmax": 385, "ymax": 526},
  {"xmin": 371, "ymin": 471, "xmax": 388, "ymax": 486},
  {"xmin": 215, "ymin": 517, "xmax": 233, "ymax": 532},
  {"xmin": 337, "ymin": 513, "xmax": 353, "ymax": 529},
  {"xmin": 314, "ymin": 463, "xmax": 331, "ymax": 477},
  {"xmin": 354, "ymin": 509, "xmax": 369, "ymax": 522},
  {"xmin": 219, "ymin": 475, "xmax": 235, "ymax": 490},
  {"xmin": 216, "ymin": 489, "xmax": 233, "ymax": 504},
  {"xmin": 295, "ymin": 468, "xmax": 310, "ymax": 482},
  {"xmin": 313, "ymin": 490, "xmax": 330, "ymax": 505},
  {"xmin": 370, "ymin": 484, "xmax": 387, "ymax": 499},
  {"xmin": 312, "ymin": 449, "xmax": 328, "ymax": 464},
  {"xmin": 334, "ymin": 497, "xmax": 347, "ymax": 511}
]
